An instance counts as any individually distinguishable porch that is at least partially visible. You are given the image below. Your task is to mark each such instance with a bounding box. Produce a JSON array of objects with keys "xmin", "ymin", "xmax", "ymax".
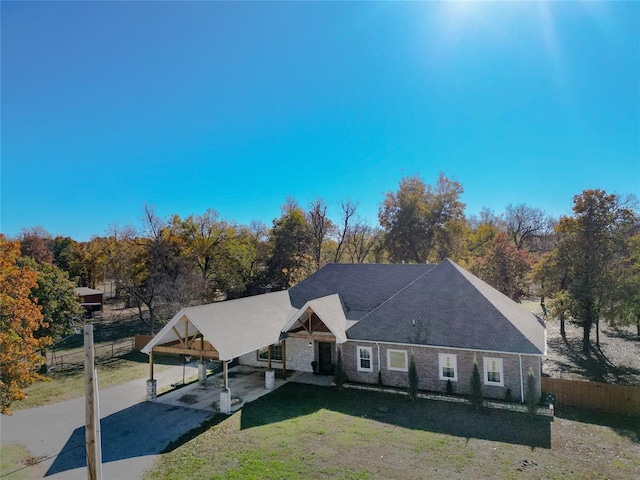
[{"xmin": 151, "ymin": 365, "xmax": 334, "ymax": 413}]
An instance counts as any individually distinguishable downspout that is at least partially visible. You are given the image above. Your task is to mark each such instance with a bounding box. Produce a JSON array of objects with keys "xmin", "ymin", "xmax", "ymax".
[
  {"xmin": 377, "ymin": 343, "xmax": 381, "ymax": 373},
  {"xmin": 519, "ymin": 354, "xmax": 524, "ymax": 404}
]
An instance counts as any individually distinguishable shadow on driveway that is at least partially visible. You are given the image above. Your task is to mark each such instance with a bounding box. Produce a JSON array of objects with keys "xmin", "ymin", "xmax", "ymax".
[{"xmin": 45, "ymin": 402, "xmax": 213, "ymax": 476}]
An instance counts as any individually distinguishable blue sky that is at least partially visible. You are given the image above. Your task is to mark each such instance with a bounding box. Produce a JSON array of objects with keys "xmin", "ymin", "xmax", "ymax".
[{"xmin": 2, "ymin": 1, "xmax": 638, "ymax": 241}]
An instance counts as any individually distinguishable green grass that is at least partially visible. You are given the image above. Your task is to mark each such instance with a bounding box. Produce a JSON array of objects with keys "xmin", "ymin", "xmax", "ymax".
[
  {"xmin": 13, "ymin": 352, "xmax": 177, "ymax": 411},
  {"xmin": 144, "ymin": 383, "xmax": 640, "ymax": 480},
  {"xmin": 0, "ymin": 443, "xmax": 44, "ymax": 480}
]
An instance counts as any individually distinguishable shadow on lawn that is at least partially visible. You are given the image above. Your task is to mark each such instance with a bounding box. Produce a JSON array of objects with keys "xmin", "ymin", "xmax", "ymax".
[
  {"xmin": 554, "ymin": 405, "xmax": 640, "ymax": 445},
  {"xmin": 240, "ymin": 383, "xmax": 552, "ymax": 449},
  {"xmin": 547, "ymin": 335, "xmax": 640, "ymax": 385},
  {"xmin": 45, "ymin": 402, "xmax": 216, "ymax": 477}
]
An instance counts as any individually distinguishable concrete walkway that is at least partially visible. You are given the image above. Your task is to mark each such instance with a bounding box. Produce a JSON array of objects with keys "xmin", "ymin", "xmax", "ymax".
[{"xmin": 0, "ymin": 363, "xmax": 213, "ymax": 479}]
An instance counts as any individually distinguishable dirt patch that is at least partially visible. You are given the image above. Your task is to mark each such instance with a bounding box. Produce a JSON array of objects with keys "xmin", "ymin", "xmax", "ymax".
[{"xmin": 543, "ymin": 318, "xmax": 640, "ymax": 386}]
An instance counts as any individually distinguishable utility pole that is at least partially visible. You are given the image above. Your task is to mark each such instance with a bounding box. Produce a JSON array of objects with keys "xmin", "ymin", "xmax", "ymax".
[{"xmin": 85, "ymin": 325, "xmax": 102, "ymax": 480}]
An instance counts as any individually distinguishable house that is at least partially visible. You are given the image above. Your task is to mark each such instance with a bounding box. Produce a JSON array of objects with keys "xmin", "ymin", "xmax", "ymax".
[
  {"xmin": 142, "ymin": 259, "xmax": 545, "ymax": 409},
  {"xmin": 74, "ymin": 287, "xmax": 104, "ymax": 315}
]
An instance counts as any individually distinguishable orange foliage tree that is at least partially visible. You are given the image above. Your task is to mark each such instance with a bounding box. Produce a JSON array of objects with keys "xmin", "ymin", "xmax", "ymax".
[{"xmin": 0, "ymin": 235, "xmax": 50, "ymax": 414}]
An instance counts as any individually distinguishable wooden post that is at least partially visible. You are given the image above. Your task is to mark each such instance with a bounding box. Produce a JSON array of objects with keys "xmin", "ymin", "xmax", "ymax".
[
  {"xmin": 267, "ymin": 344, "xmax": 272, "ymax": 370},
  {"xmin": 149, "ymin": 351, "xmax": 154, "ymax": 381},
  {"xmin": 223, "ymin": 360, "xmax": 228, "ymax": 390},
  {"xmin": 84, "ymin": 325, "xmax": 102, "ymax": 480}
]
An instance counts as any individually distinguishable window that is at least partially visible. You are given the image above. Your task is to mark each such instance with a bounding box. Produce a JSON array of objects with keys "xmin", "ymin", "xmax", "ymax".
[
  {"xmin": 483, "ymin": 357, "xmax": 504, "ymax": 386},
  {"xmin": 258, "ymin": 342, "xmax": 283, "ymax": 362},
  {"xmin": 387, "ymin": 349, "xmax": 408, "ymax": 372},
  {"xmin": 357, "ymin": 346, "xmax": 373, "ymax": 372},
  {"xmin": 438, "ymin": 353, "xmax": 457, "ymax": 381}
]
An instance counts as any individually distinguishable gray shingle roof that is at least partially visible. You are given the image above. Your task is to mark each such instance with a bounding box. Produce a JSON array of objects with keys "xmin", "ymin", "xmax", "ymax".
[
  {"xmin": 346, "ymin": 259, "xmax": 545, "ymax": 355},
  {"xmin": 289, "ymin": 263, "xmax": 436, "ymax": 319}
]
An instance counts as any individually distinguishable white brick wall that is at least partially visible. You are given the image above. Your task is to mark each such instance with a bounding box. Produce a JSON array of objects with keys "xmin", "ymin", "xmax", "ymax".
[{"xmin": 285, "ymin": 337, "xmax": 315, "ymax": 372}]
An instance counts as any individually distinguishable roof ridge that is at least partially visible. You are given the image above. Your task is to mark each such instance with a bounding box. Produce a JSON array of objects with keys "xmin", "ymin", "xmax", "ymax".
[{"xmin": 352, "ymin": 262, "xmax": 441, "ymax": 325}]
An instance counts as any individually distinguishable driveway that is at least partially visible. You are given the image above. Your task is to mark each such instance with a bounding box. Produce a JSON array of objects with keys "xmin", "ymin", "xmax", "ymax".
[{"xmin": 1, "ymin": 364, "xmax": 214, "ymax": 479}]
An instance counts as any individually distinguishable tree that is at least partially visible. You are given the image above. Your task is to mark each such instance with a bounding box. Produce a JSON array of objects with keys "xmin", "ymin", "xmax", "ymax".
[
  {"xmin": 19, "ymin": 227, "xmax": 54, "ymax": 264},
  {"xmin": 0, "ymin": 236, "xmax": 50, "ymax": 414},
  {"xmin": 526, "ymin": 367, "xmax": 538, "ymax": 416},
  {"xmin": 266, "ymin": 200, "xmax": 313, "ymax": 289},
  {"xmin": 379, "ymin": 173, "xmax": 465, "ymax": 263},
  {"xmin": 543, "ymin": 190, "xmax": 638, "ymax": 352},
  {"xmin": 17, "ymin": 257, "xmax": 85, "ymax": 340},
  {"xmin": 408, "ymin": 356, "xmax": 418, "ymax": 400},
  {"xmin": 469, "ymin": 356, "xmax": 483, "ymax": 410},
  {"xmin": 307, "ymin": 198, "xmax": 334, "ymax": 271},
  {"xmin": 504, "ymin": 204, "xmax": 551, "ymax": 251},
  {"xmin": 469, "ymin": 233, "xmax": 532, "ymax": 301},
  {"xmin": 602, "ymin": 234, "xmax": 640, "ymax": 337}
]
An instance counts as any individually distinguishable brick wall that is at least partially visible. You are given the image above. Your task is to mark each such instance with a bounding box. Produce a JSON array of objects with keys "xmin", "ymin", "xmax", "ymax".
[{"xmin": 341, "ymin": 341, "xmax": 541, "ymax": 402}]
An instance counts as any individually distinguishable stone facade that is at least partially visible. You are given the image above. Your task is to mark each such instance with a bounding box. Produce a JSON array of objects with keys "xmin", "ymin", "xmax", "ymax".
[
  {"xmin": 341, "ymin": 341, "xmax": 541, "ymax": 403},
  {"xmin": 238, "ymin": 336, "xmax": 336, "ymax": 373}
]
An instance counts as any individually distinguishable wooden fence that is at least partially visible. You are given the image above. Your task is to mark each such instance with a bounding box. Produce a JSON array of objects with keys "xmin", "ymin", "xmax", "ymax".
[
  {"xmin": 541, "ymin": 377, "xmax": 640, "ymax": 417},
  {"xmin": 47, "ymin": 338, "xmax": 135, "ymax": 372},
  {"xmin": 134, "ymin": 334, "xmax": 154, "ymax": 351}
]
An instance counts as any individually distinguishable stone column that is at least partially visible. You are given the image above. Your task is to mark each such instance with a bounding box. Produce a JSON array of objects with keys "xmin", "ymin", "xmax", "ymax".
[
  {"xmin": 146, "ymin": 379, "xmax": 157, "ymax": 401},
  {"xmin": 265, "ymin": 369, "xmax": 275, "ymax": 390},
  {"xmin": 220, "ymin": 389, "xmax": 231, "ymax": 414},
  {"xmin": 198, "ymin": 363, "xmax": 207, "ymax": 382}
]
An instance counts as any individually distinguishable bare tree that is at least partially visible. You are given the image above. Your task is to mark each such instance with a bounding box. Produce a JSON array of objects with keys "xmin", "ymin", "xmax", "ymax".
[
  {"xmin": 504, "ymin": 203, "xmax": 551, "ymax": 251},
  {"xmin": 333, "ymin": 200, "xmax": 358, "ymax": 263},
  {"xmin": 345, "ymin": 218, "xmax": 382, "ymax": 263},
  {"xmin": 308, "ymin": 198, "xmax": 332, "ymax": 270}
]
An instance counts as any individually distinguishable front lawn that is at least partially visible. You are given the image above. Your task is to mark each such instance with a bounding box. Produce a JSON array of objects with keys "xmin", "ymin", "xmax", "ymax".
[
  {"xmin": 13, "ymin": 352, "xmax": 178, "ymax": 411},
  {"xmin": 144, "ymin": 383, "xmax": 639, "ymax": 480}
]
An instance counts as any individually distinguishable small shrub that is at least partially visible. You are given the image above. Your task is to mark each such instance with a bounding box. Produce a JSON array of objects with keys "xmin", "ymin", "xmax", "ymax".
[
  {"xmin": 526, "ymin": 367, "xmax": 537, "ymax": 416},
  {"xmin": 504, "ymin": 387, "xmax": 513, "ymax": 403},
  {"xmin": 377, "ymin": 370, "xmax": 383, "ymax": 387},
  {"xmin": 446, "ymin": 379, "xmax": 453, "ymax": 395},
  {"xmin": 469, "ymin": 359, "xmax": 483, "ymax": 410},
  {"xmin": 408, "ymin": 356, "xmax": 418, "ymax": 400}
]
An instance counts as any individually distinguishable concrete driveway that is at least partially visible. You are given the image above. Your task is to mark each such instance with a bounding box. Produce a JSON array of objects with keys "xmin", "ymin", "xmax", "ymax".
[{"xmin": 1, "ymin": 364, "xmax": 214, "ymax": 479}]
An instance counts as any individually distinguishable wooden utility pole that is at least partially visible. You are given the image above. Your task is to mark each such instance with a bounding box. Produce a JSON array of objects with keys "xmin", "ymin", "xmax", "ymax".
[{"xmin": 84, "ymin": 325, "xmax": 102, "ymax": 480}]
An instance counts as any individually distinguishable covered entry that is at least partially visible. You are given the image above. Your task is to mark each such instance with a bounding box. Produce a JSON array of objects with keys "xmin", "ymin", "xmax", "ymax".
[
  {"xmin": 281, "ymin": 294, "xmax": 350, "ymax": 375},
  {"xmin": 142, "ymin": 290, "xmax": 295, "ymax": 412}
]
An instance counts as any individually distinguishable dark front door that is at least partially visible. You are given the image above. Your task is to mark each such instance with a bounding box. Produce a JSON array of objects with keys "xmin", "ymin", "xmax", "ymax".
[{"xmin": 318, "ymin": 342, "xmax": 333, "ymax": 374}]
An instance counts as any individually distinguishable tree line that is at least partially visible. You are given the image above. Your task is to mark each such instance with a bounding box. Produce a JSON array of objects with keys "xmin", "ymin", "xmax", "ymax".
[{"xmin": 2, "ymin": 172, "xmax": 638, "ymax": 413}]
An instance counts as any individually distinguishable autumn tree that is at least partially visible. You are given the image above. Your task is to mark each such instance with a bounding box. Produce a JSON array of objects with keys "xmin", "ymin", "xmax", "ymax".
[
  {"xmin": 469, "ymin": 233, "xmax": 531, "ymax": 301},
  {"xmin": 19, "ymin": 227, "xmax": 54, "ymax": 264},
  {"xmin": 543, "ymin": 190, "xmax": 637, "ymax": 352},
  {"xmin": 267, "ymin": 200, "xmax": 313, "ymax": 288},
  {"xmin": 17, "ymin": 257, "xmax": 85, "ymax": 340},
  {"xmin": 379, "ymin": 173, "xmax": 465, "ymax": 263},
  {"xmin": 0, "ymin": 236, "xmax": 50, "ymax": 414}
]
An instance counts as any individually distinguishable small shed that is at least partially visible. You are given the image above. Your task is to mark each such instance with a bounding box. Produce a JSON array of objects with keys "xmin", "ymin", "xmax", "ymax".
[{"xmin": 74, "ymin": 287, "xmax": 104, "ymax": 315}]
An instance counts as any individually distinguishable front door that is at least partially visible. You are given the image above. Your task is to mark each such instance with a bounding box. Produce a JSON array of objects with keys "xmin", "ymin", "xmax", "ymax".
[{"xmin": 318, "ymin": 342, "xmax": 333, "ymax": 374}]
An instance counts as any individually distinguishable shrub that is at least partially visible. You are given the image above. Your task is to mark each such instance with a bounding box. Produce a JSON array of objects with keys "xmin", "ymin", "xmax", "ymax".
[
  {"xmin": 526, "ymin": 367, "xmax": 537, "ymax": 416},
  {"xmin": 446, "ymin": 379, "xmax": 453, "ymax": 395},
  {"xmin": 408, "ymin": 356, "xmax": 418, "ymax": 400},
  {"xmin": 334, "ymin": 349, "xmax": 346, "ymax": 389},
  {"xmin": 504, "ymin": 387, "xmax": 513, "ymax": 403},
  {"xmin": 377, "ymin": 370, "xmax": 383, "ymax": 387},
  {"xmin": 469, "ymin": 358, "xmax": 483, "ymax": 410}
]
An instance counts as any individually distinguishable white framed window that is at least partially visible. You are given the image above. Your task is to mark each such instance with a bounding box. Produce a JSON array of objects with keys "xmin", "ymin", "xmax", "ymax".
[
  {"xmin": 258, "ymin": 341, "xmax": 283, "ymax": 362},
  {"xmin": 387, "ymin": 349, "xmax": 408, "ymax": 372},
  {"xmin": 483, "ymin": 357, "xmax": 504, "ymax": 386},
  {"xmin": 438, "ymin": 353, "xmax": 458, "ymax": 381},
  {"xmin": 357, "ymin": 346, "xmax": 373, "ymax": 372}
]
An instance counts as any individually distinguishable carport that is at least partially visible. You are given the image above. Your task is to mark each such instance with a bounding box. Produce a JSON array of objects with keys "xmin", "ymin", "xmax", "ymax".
[{"xmin": 141, "ymin": 290, "xmax": 296, "ymax": 412}]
